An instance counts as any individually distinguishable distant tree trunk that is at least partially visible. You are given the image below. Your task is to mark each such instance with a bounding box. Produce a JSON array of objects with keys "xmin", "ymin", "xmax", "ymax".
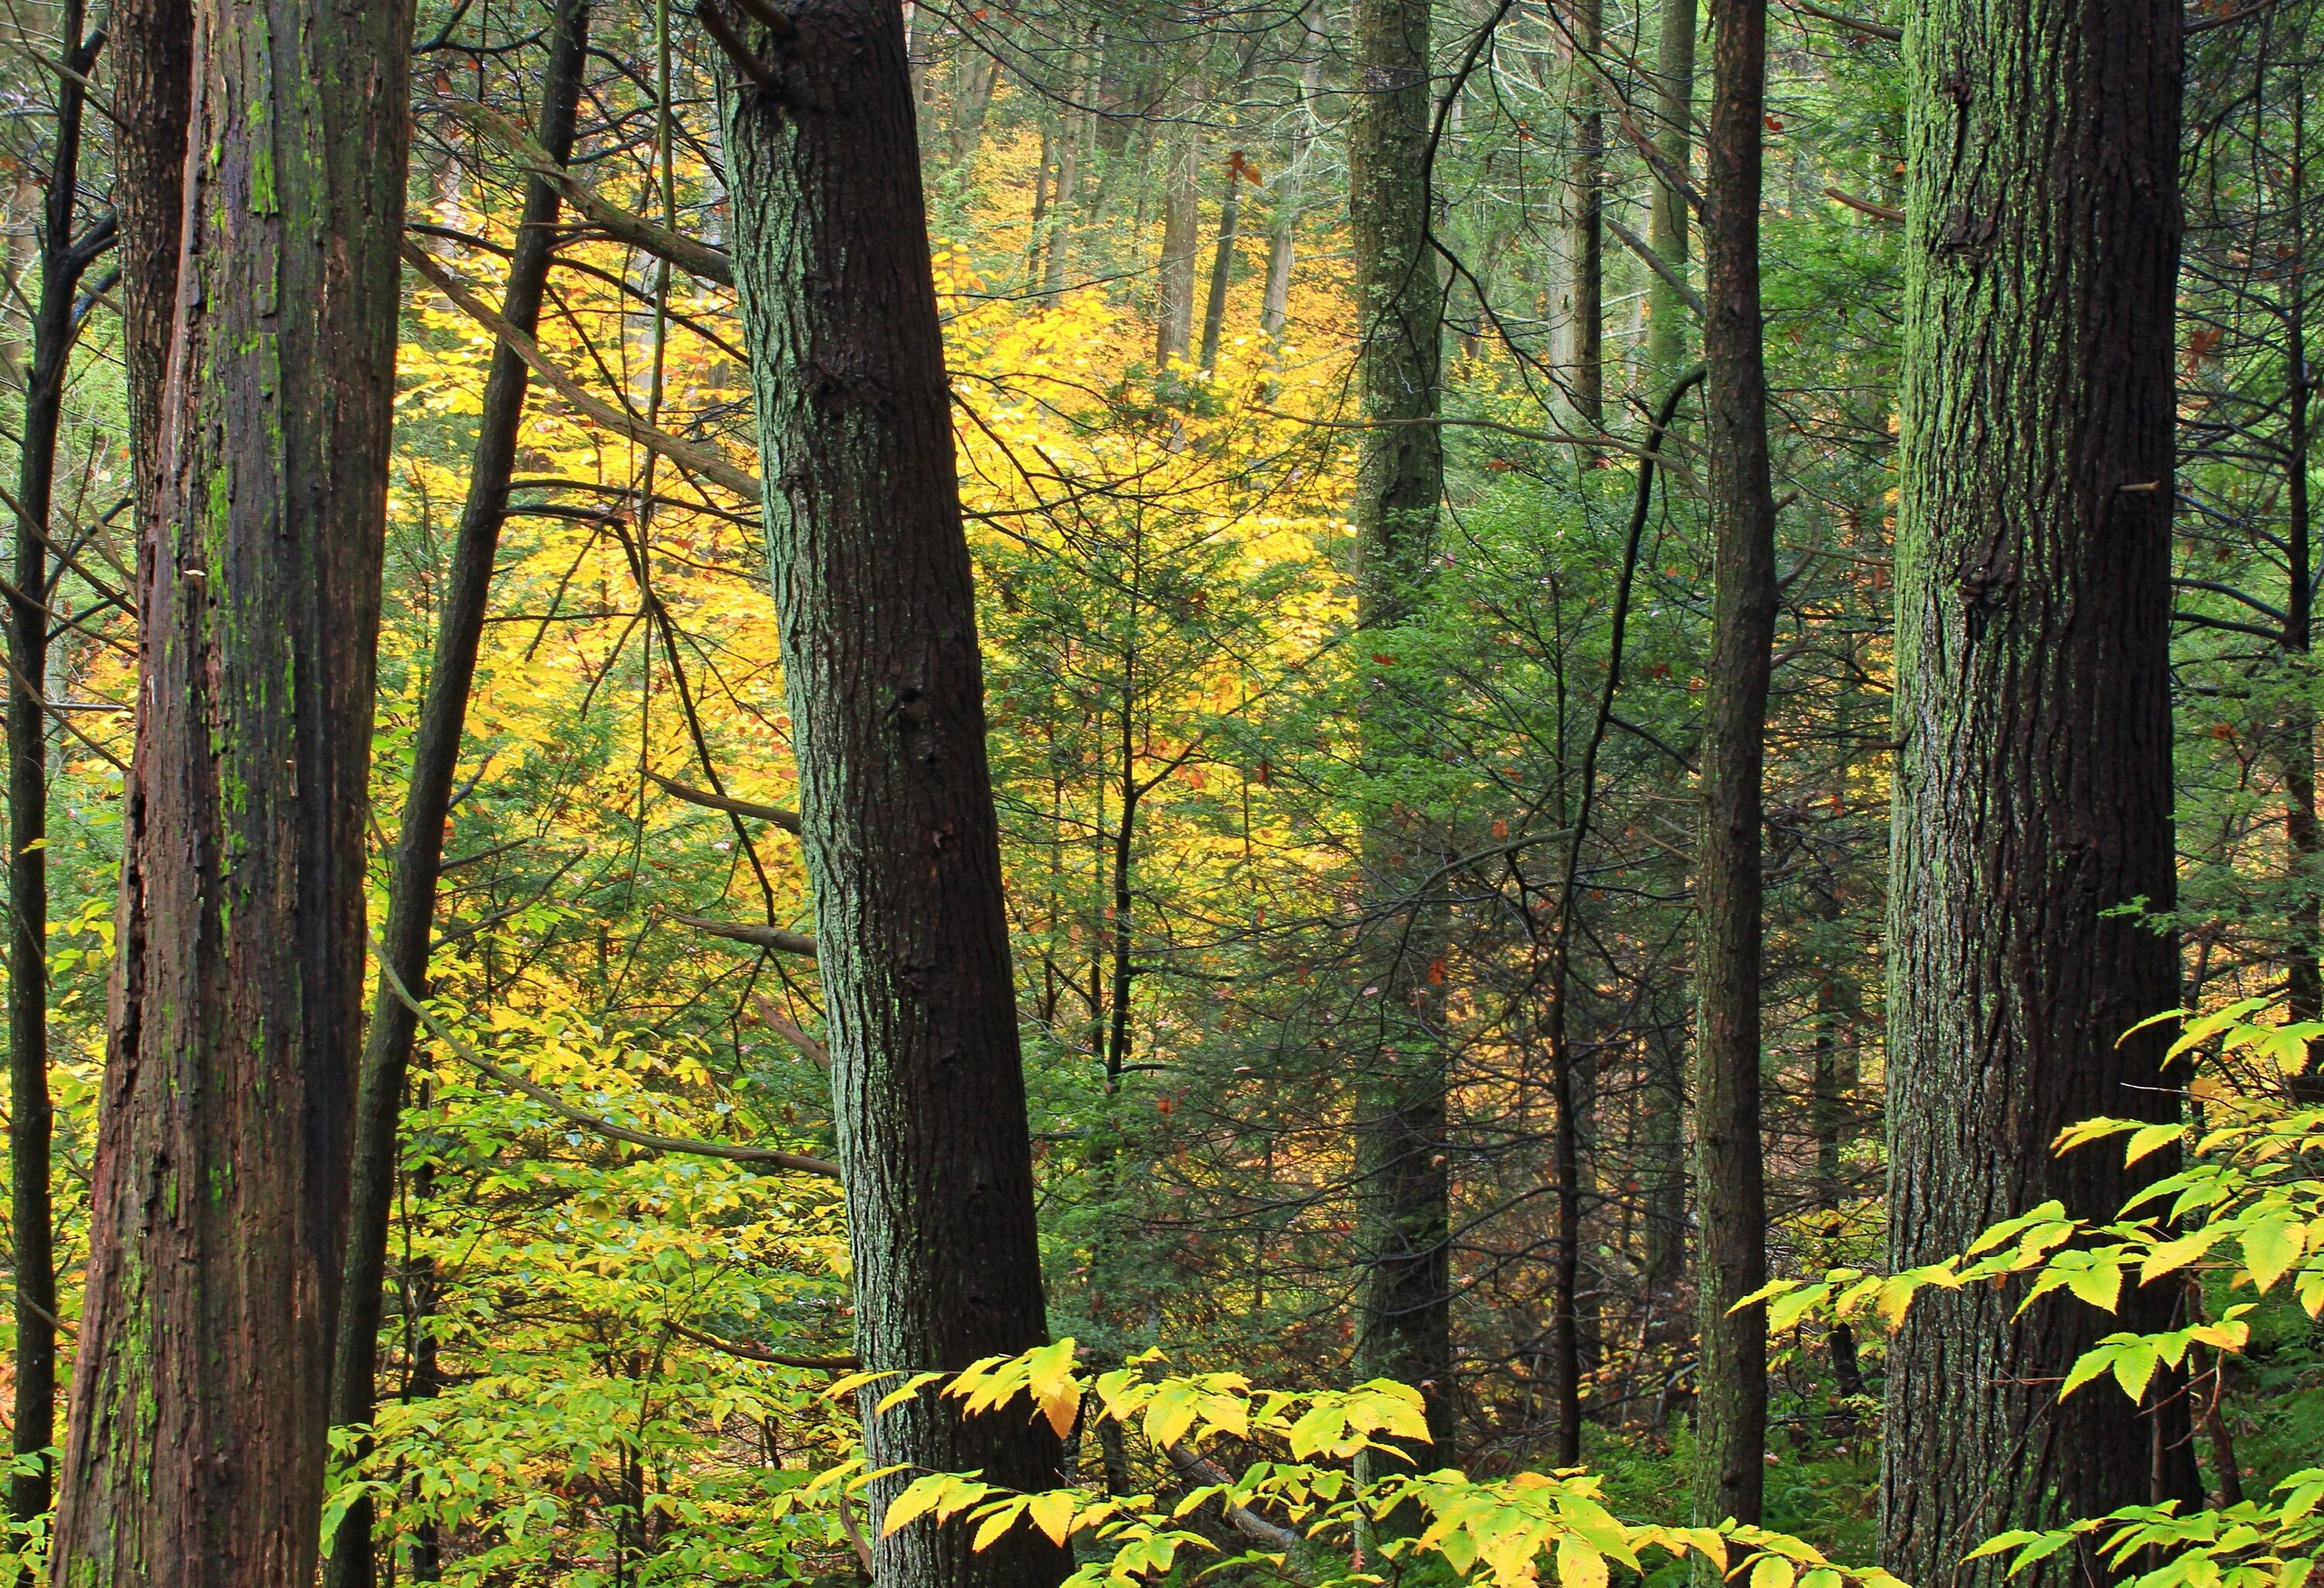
[
  {"xmin": 1198, "ymin": 152, "xmax": 1245, "ymax": 371},
  {"xmin": 1690, "ymin": 0, "xmax": 1774, "ymax": 1544},
  {"xmin": 1348, "ymin": 0, "xmax": 1453, "ymax": 1460},
  {"xmin": 325, "ymin": 9, "xmax": 591, "ymax": 1587},
  {"xmin": 947, "ymin": 52, "xmax": 1000, "ymax": 167},
  {"xmin": 1262, "ymin": 31, "xmax": 1322, "ymax": 339},
  {"xmin": 2278, "ymin": 271, "xmax": 2320, "ymax": 1058},
  {"xmin": 116, "ymin": 0, "xmax": 192, "ymax": 511},
  {"xmin": 1041, "ymin": 128, "xmax": 1076, "ymax": 294},
  {"xmin": 10, "ymin": 0, "xmax": 103, "ymax": 1538},
  {"xmin": 713, "ymin": 5, "xmax": 1068, "ymax": 1588},
  {"xmin": 49, "ymin": 0, "xmax": 414, "ymax": 1583},
  {"xmin": 1157, "ymin": 130, "xmax": 1200, "ymax": 365},
  {"xmin": 1569, "ymin": 0, "xmax": 1604, "ymax": 429},
  {"xmin": 1647, "ymin": 0, "xmax": 1697, "ymax": 383},
  {"xmin": 1883, "ymin": 4, "xmax": 2199, "ymax": 1585}
]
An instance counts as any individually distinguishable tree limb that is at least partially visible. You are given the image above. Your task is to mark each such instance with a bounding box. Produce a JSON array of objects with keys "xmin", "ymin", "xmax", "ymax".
[
  {"xmin": 401, "ymin": 239, "xmax": 763, "ymax": 504},
  {"xmin": 649, "ymin": 768, "xmax": 800, "ymax": 832},
  {"xmin": 1603, "ymin": 212, "xmax": 1704, "ymax": 319},
  {"xmin": 1824, "ymin": 186, "xmax": 1904, "ymax": 223},
  {"xmin": 667, "ymin": 909, "xmax": 819, "ymax": 958}
]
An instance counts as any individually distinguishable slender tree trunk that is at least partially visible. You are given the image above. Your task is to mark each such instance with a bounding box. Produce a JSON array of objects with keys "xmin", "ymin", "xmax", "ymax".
[
  {"xmin": 1570, "ymin": 0, "xmax": 1604, "ymax": 429},
  {"xmin": 1198, "ymin": 153, "xmax": 1244, "ymax": 371},
  {"xmin": 1690, "ymin": 0, "xmax": 1774, "ymax": 1544},
  {"xmin": 1348, "ymin": 0, "xmax": 1453, "ymax": 1461},
  {"xmin": 1262, "ymin": 35, "xmax": 1323, "ymax": 339},
  {"xmin": 1884, "ymin": 5, "xmax": 2199, "ymax": 1585},
  {"xmin": 713, "ymin": 6, "xmax": 1067, "ymax": 1588},
  {"xmin": 324, "ymin": 10, "xmax": 590, "ymax": 1586},
  {"xmin": 49, "ymin": 0, "xmax": 414, "ymax": 1582},
  {"xmin": 1157, "ymin": 130, "xmax": 1200, "ymax": 365},
  {"xmin": 2280, "ymin": 275, "xmax": 2319, "ymax": 1059},
  {"xmin": 1648, "ymin": 0, "xmax": 1697, "ymax": 383},
  {"xmin": 1041, "ymin": 130, "xmax": 1076, "ymax": 294},
  {"xmin": 9, "ymin": 0, "xmax": 101, "ymax": 1539}
]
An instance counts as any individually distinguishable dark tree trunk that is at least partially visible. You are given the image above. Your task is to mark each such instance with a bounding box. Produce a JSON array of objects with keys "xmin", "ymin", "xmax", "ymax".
[
  {"xmin": 115, "ymin": 0, "xmax": 192, "ymax": 516},
  {"xmin": 1198, "ymin": 152, "xmax": 1243, "ymax": 372},
  {"xmin": 324, "ymin": 9, "xmax": 591, "ymax": 1586},
  {"xmin": 10, "ymin": 0, "xmax": 103, "ymax": 1537},
  {"xmin": 48, "ymin": 1, "xmax": 413, "ymax": 1583},
  {"xmin": 1883, "ymin": 4, "xmax": 2199, "ymax": 1585},
  {"xmin": 1569, "ymin": 0, "xmax": 1604, "ymax": 430},
  {"xmin": 1347, "ymin": 0, "xmax": 1453, "ymax": 1459},
  {"xmin": 713, "ymin": 6, "xmax": 1067, "ymax": 1588},
  {"xmin": 1691, "ymin": 0, "xmax": 1774, "ymax": 1542}
]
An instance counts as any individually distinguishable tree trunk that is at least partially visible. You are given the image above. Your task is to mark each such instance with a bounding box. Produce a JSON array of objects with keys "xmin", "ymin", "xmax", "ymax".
[
  {"xmin": 1348, "ymin": 0, "xmax": 1453, "ymax": 1459},
  {"xmin": 325, "ymin": 9, "xmax": 591, "ymax": 1587},
  {"xmin": 115, "ymin": 0, "xmax": 193, "ymax": 517},
  {"xmin": 1884, "ymin": 5, "xmax": 2199, "ymax": 1585},
  {"xmin": 1648, "ymin": 0, "xmax": 1697, "ymax": 383},
  {"xmin": 1570, "ymin": 0, "xmax": 1604, "ymax": 430},
  {"xmin": 713, "ymin": 6, "xmax": 1067, "ymax": 1588},
  {"xmin": 9, "ymin": 0, "xmax": 102, "ymax": 1537},
  {"xmin": 1262, "ymin": 32, "xmax": 1322, "ymax": 340},
  {"xmin": 49, "ymin": 0, "xmax": 413, "ymax": 1583},
  {"xmin": 1198, "ymin": 152, "xmax": 1244, "ymax": 372},
  {"xmin": 1157, "ymin": 130, "xmax": 1200, "ymax": 366},
  {"xmin": 1691, "ymin": 0, "xmax": 1774, "ymax": 1543}
]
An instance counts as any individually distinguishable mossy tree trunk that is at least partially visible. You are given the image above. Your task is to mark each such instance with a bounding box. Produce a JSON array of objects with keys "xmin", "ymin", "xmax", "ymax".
[
  {"xmin": 49, "ymin": 1, "xmax": 414, "ymax": 1583},
  {"xmin": 324, "ymin": 9, "xmax": 592, "ymax": 1587},
  {"xmin": 713, "ymin": 5, "xmax": 1067, "ymax": 1588},
  {"xmin": 1883, "ymin": 4, "xmax": 2200, "ymax": 1584},
  {"xmin": 1347, "ymin": 0, "xmax": 1454, "ymax": 1460},
  {"xmin": 1691, "ymin": 0, "xmax": 1774, "ymax": 1545}
]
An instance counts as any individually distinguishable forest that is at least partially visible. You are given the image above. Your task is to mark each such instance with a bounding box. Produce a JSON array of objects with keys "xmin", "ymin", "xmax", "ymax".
[{"xmin": 0, "ymin": 1, "xmax": 2315, "ymax": 1588}]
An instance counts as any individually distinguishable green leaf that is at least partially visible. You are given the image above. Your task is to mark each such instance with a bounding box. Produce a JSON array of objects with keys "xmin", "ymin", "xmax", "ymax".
[
  {"xmin": 2243, "ymin": 1216, "xmax": 2305, "ymax": 1292},
  {"xmin": 1748, "ymin": 1554, "xmax": 1796, "ymax": 1588}
]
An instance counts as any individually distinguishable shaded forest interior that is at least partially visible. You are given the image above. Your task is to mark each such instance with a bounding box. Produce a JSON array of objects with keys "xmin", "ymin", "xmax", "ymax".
[{"xmin": 2, "ymin": 3, "xmax": 2323, "ymax": 1588}]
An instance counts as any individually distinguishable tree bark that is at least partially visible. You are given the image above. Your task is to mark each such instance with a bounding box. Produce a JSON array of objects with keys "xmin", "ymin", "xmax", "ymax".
[
  {"xmin": 324, "ymin": 10, "xmax": 590, "ymax": 1587},
  {"xmin": 1648, "ymin": 0, "xmax": 1697, "ymax": 383},
  {"xmin": 713, "ymin": 6, "xmax": 1067, "ymax": 1588},
  {"xmin": 48, "ymin": 1, "xmax": 413, "ymax": 1583},
  {"xmin": 1261, "ymin": 30, "xmax": 1322, "ymax": 340},
  {"xmin": 1883, "ymin": 4, "xmax": 2199, "ymax": 1585},
  {"xmin": 1691, "ymin": 0, "xmax": 1774, "ymax": 1544},
  {"xmin": 1198, "ymin": 152, "xmax": 1244, "ymax": 372},
  {"xmin": 1347, "ymin": 0, "xmax": 1453, "ymax": 1459},
  {"xmin": 115, "ymin": 0, "xmax": 193, "ymax": 518},
  {"xmin": 1157, "ymin": 129, "xmax": 1200, "ymax": 366},
  {"xmin": 1569, "ymin": 0, "xmax": 1604, "ymax": 430},
  {"xmin": 10, "ymin": 0, "xmax": 103, "ymax": 1538}
]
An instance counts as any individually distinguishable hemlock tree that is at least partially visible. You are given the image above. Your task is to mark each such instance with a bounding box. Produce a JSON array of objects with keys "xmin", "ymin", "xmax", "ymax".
[
  {"xmin": 1691, "ymin": 0, "xmax": 1775, "ymax": 1548},
  {"xmin": 705, "ymin": 4, "xmax": 1068, "ymax": 1588},
  {"xmin": 46, "ymin": 0, "xmax": 414, "ymax": 1581},
  {"xmin": 1346, "ymin": 0, "xmax": 1456, "ymax": 1459},
  {"xmin": 1883, "ymin": 3, "xmax": 2201, "ymax": 1584}
]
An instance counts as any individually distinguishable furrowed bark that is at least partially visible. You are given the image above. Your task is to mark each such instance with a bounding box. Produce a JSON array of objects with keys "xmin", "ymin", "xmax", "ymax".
[
  {"xmin": 1883, "ymin": 3, "xmax": 2200, "ymax": 1583},
  {"xmin": 50, "ymin": 0, "xmax": 414, "ymax": 1583},
  {"xmin": 1348, "ymin": 0, "xmax": 1454, "ymax": 1465},
  {"xmin": 1691, "ymin": 0, "xmax": 1774, "ymax": 1547},
  {"xmin": 325, "ymin": 10, "xmax": 591, "ymax": 1587},
  {"xmin": 115, "ymin": 0, "xmax": 192, "ymax": 516},
  {"xmin": 10, "ymin": 0, "xmax": 102, "ymax": 1538},
  {"xmin": 714, "ymin": 5, "xmax": 1068, "ymax": 1588}
]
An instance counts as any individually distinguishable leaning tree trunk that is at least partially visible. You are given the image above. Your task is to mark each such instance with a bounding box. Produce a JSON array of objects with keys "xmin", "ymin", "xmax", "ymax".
[
  {"xmin": 48, "ymin": 1, "xmax": 413, "ymax": 1583},
  {"xmin": 1691, "ymin": 0, "xmax": 1774, "ymax": 1547},
  {"xmin": 325, "ymin": 9, "xmax": 591, "ymax": 1586},
  {"xmin": 1347, "ymin": 0, "xmax": 1454, "ymax": 1462},
  {"xmin": 1883, "ymin": 5, "xmax": 2199, "ymax": 1586},
  {"xmin": 709, "ymin": 7, "xmax": 1067, "ymax": 1588},
  {"xmin": 9, "ymin": 0, "xmax": 104, "ymax": 1537}
]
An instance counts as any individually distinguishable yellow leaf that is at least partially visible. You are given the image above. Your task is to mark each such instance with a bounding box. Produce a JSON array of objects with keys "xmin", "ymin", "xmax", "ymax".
[
  {"xmin": 1749, "ymin": 1555, "xmax": 1797, "ymax": 1588},
  {"xmin": 2243, "ymin": 1216, "xmax": 2305, "ymax": 1292},
  {"xmin": 971, "ymin": 1502, "xmax": 1021, "ymax": 1552},
  {"xmin": 1557, "ymin": 1536, "xmax": 1608, "ymax": 1588},
  {"xmin": 1026, "ymin": 1491, "xmax": 1077, "ymax": 1547}
]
